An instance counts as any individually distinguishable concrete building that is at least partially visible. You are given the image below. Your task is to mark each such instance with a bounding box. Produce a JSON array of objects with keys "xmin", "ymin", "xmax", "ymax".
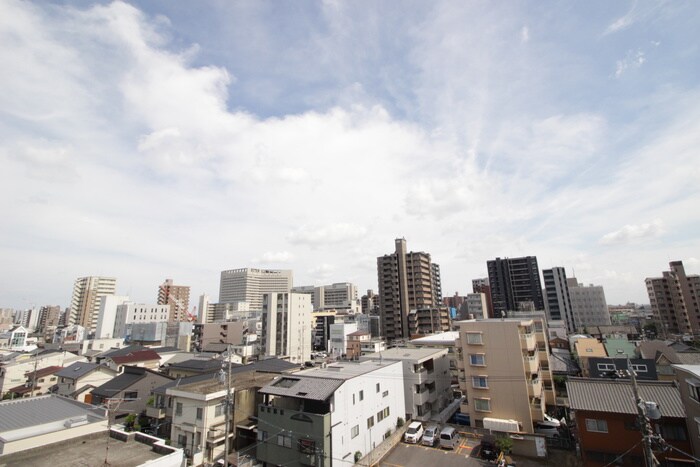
[
  {"xmin": 455, "ymin": 318, "xmax": 555, "ymax": 433},
  {"xmin": 68, "ymin": 276, "xmax": 117, "ymax": 333},
  {"xmin": 328, "ymin": 322, "xmax": 358, "ymax": 358},
  {"xmin": 36, "ymin": 306, "xmax": 61, "ymax": 340},
  {"xmin": 158, "ymin": 278, "xmax": 191, "ymax": 322},
  {"xmin": 543, "ymin": 267, "xmax": 576, "ymax": 333},
  {"xmin": 407, "ymin": 306, "xmax": 451, "ymax": 337},
  {"xmin": 256, "ymin": 360, "xmax": 405, "ymax": 467},
  {"xmin": 292, "ymin": 282, "xmax": 359, "ymax": 312},
  {"xmin": 568, "ymin": 278, "xmax": 612, "ymax": 329},
  {"xmin": 361, "ymin": 289, "xmax": 379, "ymax": 315},
  {"xmin": 218, "ymin": 268, "xmax": 293, "ymax": 311},
  {"xmin": 112, "ymin": 302, "xmax": 170, "ymax": 339},
  {"xmin": 261, "ymin": 292, "xmax": 312, "ymax": 364},
  {"xmin": 198, "ymin": 294, "xmax": 214, "ymax": 324},
  {"xmin": 0, "ymin": 326, "xmax": 29, "ymax": 351},
  {"xmin": 54, "ymin": 362, "xmax": 118, "ymax": 403},
  {"xmin": 363, "ymin": 347, "xmax": 452, "ymax": 422},
  {"xmin": 472, "ymin": 278, "xmax": 494, "ymax": 319},
  {"xmin": 646, "ymin": 260, "xmax": 700, "ymax": 337},
  {"xmin": 671, "ymin": 364, "xmax": 700, "ymax": 459},
  {"xmin": 354, "ymin": 313, "xmax": 381, "ymax": 338},
  {"xmin": 463, "ymin": 293, "xmax": 489, "ymax": 319},
  {"xmin": 377, "ymin": 238, "xmax": 443, "ymax": 342},
  {"xmin": 346, "ymin": 331, "xmax": 371, "ymax": 359},
  {"xmin": 487, "ymin": 257, "xmax": 544, "ymax": 317},
  {"xmin": 94, "ymin": 295, "xmax": 130, "ymax": 339}
]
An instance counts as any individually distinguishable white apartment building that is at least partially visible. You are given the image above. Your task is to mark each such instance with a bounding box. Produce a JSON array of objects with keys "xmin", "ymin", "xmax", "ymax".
[
  {"xmin": 292, "ymin": 282, "xmax": 359, "ymax": 312},
  {"xmin": 465, "ymin": 293, "xmax": 489, "ymax": 319},
  {"xmin": 68, "ymin": 276, "xmax": 117, "ymax": 333},
  {"xmin": 567, "ymin": 278, "xmax": 612, "ymax": 329},
  {"xmin": 111, "ymin": 302, "xmax": 170, "ymax": 339},
  {"xmin": 257, "ymin": 360, "xmax": 405, "ymax": 467},
  {"xmin": 219, "ymin": 268, "xmax": 292, "ymax": 311},
  {"xmin": 261, "ymin": 292, "xmax": 312, "ymax": 364},
  {"xmin": 328, "ymin": 322, "xmax": 358, "ymax": 357},
  {"xmin": 95, "ymin": 295, "xmax": 130, "ymax": 339}
]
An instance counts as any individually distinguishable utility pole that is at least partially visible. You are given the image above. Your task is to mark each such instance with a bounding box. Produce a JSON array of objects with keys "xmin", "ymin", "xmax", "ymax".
[
  {"xmin": 625, "ymin": 358, "xmax": 658, "ymax": 467},
  {"xmin": 223, "ymin": 343, "xmax": 233, "ymax": 466}
]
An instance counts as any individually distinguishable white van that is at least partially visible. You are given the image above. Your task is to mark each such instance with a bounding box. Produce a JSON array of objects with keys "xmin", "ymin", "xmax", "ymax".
[
  {"xmin": 404, "ymin": 421, "xmax": 424, "ymax": 444},
  {"xmin": 439, "ymin": 426, "xmax": 459, "ymax": 449}
]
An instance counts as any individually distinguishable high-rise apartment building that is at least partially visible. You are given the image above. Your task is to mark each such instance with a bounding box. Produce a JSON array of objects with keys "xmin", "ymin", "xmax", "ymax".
[
  {"xmin": 543, "ymin": 267, "xmax": 576, "ymax": 333},
  {"xmin": 261, "ymin": 292, "xmax": 311, "ymax": 364},
  {"xmin": 567, "ymin": 278, "xmax": 611, "ymax": 330},
  {"xmin": 487, "ymin": 257, "xmax": 544, "ymax": 316},
  {"xmin": 68, "ymin": 276, "xmax": 117, "ymax": 333},
  {"xmin": 158, "ymin": 279, "xmax": 191, "ymax": 322},
  {"xmin": 361, "ymin": 289, "xmax": 379, "ymax": 315},
  {"xmin": 472, "ymin": 278, "xmax": 494, "ymax": 318},
  {"xmin": 219, "ymin": 268, "xmax": 293, "ymax": 311},
  {"xmin": 291, "ymin": 282, "xmax": 358, "ymax": 312},
  {"xmin": 646, "ymin": 261, "xmax": 700, "ymax": 336},
  {"xmin": 377, "ymin": 238, "xmax": 445, "ymax": 342}
]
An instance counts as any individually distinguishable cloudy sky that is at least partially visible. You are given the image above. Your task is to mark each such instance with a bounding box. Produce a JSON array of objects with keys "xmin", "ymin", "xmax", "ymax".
[{"xmin": 1, "ymin": 0, "xmax": 699, "ymax": 310}]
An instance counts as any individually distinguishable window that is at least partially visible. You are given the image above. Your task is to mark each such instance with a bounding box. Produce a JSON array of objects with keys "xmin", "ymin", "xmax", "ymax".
[
  {"xmin": 125, "ymin": 391, "xmax": 138, "ymax": 399},
  {"xmin": 469, "ymin": 354, "xmax": 486, "ymax": 366},
  {"xmin": 277, "ymin": 433, "xmax": 292, "ymax": 448},
  {"xmin": 215, "ymin": 402, "xmax": 225, "ymax": 417},
  {"xmin": 687, "ymin": 379, "xmax": 700, "ymax": 402},
  {"xmin": 257, "ymin": 430, "xmax": 268, "ymax": 441},
  {"xmin": 383, "ymin": 390, "xmax": 389, "ymax": 397},
  {"xmin": 351, "ymin": 425, "xmax": 359, "ymax": 438},
  {"xmin": 597, "ymin": 363, "xmax": 615, "ymax": 371},
  {"xmin": 353, "ymin": 393, "xmax": 355, "ymax": 405},
  {"xmin": 466, "ymin": 332, "xmax": 483, "ymax": 345},
  {"xmin": 298, "ymin": 439, "xmax": 315, "ymax": 454},
  {"xmin": 471, "ymin": 376, "xmax": 488, "ymax": 389},
  {"xmin": 175, "ymin": 402, "xmax": 183, "ymax": 416},
  {"xmin": 367, "ymin": 416, "xmax": 375, "ymax": 428},
  {"xmin": 631, "ymin": 364, "xmax": 648, "ymax": 373},
  {"xmin": 359, "ymin": 390, "xmax": 364, "ymax": 401},
  {"xmin": 474, "ymin": 398, "xmax": 491, "ymax": 412},
  {"xmin": 585, "ymin": 418, "xmax": 608, "ymax": 433},
  {"xmin": 376, "ymin": 383, "xmax": 380, "ymax": 393},
  {"xmin": 196, "ymin": 407, "xmax": 203, "ymax": 420},
  {"xmin": 177, "ymin": 434, "xmax": 187, "ymax": 448}
]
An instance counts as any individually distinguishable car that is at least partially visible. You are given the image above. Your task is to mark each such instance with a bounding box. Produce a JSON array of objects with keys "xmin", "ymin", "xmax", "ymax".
[
  {"xmin": 534, "ymin": 420, "xmax": 561, "ymax": 438},
  {"xmin": 421, "ymin": 424, "xmax": 440, "ymax": 447},
  {"xmin": 439, "ymin": 426, "xmax": 460, "ymax": 450},
  {"xmin": 404, "ymin": 421, "xmax": 424, "ymax": 444},
  {"xmin": 479, "ymin": 434, "xmax": 499, "ymax": 461}
]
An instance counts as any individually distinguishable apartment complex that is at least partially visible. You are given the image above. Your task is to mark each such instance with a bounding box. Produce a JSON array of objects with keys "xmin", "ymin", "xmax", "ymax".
[
  {"xmin": 219, "ymin": 268, "xmax": 293, "ymax": 311},
  {"xmin": 158, "ymin": 278, "xmax": 191, "ymax": 322},
  {"xmin": 646, "ymin": 260, "xmax": 700, "ymax": 336},
  {"xmin": 377, "ymin": 238, "xmax": 443, "ymax": 342},
  {"xmin": 456, "ymin": 318, "xmax": 554, "ymax": 433},
  {"xmin": 543, "ymin": 267, "xmax": 576, "ymax": 333},
  {"xmin": 68, "ymin": 276, "xmax": 117, "ymax": 332},
  {"xmin": 261, "ymin": 292, "xmax": 312, "ymax": 364},
  {"xmin": 112, "ymin": 302, "xmax": 171, "ymax": 339},
  {"xmin": 487, "ymin": 257, "xmax": 544, "ymax": 316},
  {"xmin": 568, "ymin": 278, "xmax": 611, "ymax": 329}
]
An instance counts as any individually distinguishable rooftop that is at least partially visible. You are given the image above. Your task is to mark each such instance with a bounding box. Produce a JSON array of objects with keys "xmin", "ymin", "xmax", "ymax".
[
  {"xmin": 0, "ymin": 394, "xmax": 106, "ymax": 435},
  {"xmin": 108, "ymin": 349, "xmax": 161, "ymax": 365},
  {"xmin": 409, "ymin": 331, "xmax": 459, "ymax": 345},
  {"xmin": 55, "ymin": 361, "xmax": 114, "ymax": 380},
  {"xmin": 363, "ymin": 346, "xmax": 447, "ymax": 363},
  {"xmin": 567, "ymin": 377, "xmax": 685, "ymax": 418}
]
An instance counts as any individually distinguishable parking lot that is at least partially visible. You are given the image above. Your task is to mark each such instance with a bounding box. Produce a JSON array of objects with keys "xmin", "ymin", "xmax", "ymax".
[{"xmin": 380, "ymin": 431, "xmax": 485, "ymax": 467}]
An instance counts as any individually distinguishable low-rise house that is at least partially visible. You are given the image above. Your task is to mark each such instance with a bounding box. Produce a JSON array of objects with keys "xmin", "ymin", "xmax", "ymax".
[
  {"xmin": 91, "ymin": 366, "xmax": 173, "ymax": 419},
  {"xmin": 587, "ymin": 325, "xmax": 640, "ymax": 342},
  {"xmin": 53, "ymin": 362, "xmax": 118, "ymax": 403},
  {"xmin": 346, "ymin": 331, "xmax": 370, "ymax": 359},
  {"xmin": 0, "ymin": 350, "xmax": 86, "ymax": 396},
  {"xmin": 7, "ymin": 365, "xmax": 63, "ymax": 398},
  {"xmin": 574, "ymin": 338, "xmax": 607, "ymax": 377},
  {"xmin": 165, "ymin": 358, "xmax": 234, "ymax": 378},
  {"xmin": 102, "ymin": 348, "xmax": 161, "ymax": 372},
  {"xmin": 0, "ymin": 394, "xmax": 107, "ymax": 456},
  {"xmin": 587, "ymin": 357, "xmax": 657, "ymax": 381},
  {"xmin": 567, "ymin": 377, "xmax": 693, "ymax": 466},
  {"xmin": 637, "ymin": 340, "xmax": 700, "ymax": 381},
  {"xmin": 256, "ymin": 360, "xmax": 405, "ymax": 467}
]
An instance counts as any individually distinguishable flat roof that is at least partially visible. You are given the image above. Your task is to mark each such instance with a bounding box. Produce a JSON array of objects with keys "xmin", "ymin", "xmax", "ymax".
[
  {"xmin": 365, "ymin": 347, "xmax": 447, "ymax": 363},
  {"xmin": 0, "ymin": 394, "xmax": 106, "ymax": 434},
  {"xmin": 299, "ymin": 360, "xmax": 400, "ymax": 380},
  {"xmin": 409, "ymin": 331, "xmax": 459, "ymax": 345}
]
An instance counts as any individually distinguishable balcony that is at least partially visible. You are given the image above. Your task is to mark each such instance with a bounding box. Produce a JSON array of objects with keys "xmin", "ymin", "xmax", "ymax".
[
  {"xmin": 146, "ymin": 406, "xmax": 166, "ymax": 419},
  {"xmin": 523, "ymin": 353, "xmax": 539, "ymax": 374},
  {"xmin": 520, "ymin": 332, "xmax": 536, "ymax": 351},
  {"xmin": 527, "ymin": 378, "xmax": 543, "ymax": 398},
  {"xmin": 530, "ymin": 398, "xmax": 544, "ymax": 420}
]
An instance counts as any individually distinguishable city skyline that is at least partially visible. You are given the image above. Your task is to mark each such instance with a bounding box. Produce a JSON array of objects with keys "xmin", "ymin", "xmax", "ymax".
[{"xmin": 2, "ymin": 1, "xmax": 700, "ymax": 309}]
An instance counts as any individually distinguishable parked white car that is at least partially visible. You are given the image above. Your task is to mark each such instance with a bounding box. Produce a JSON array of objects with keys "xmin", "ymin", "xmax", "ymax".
[{"xmin": 404, "ymin": 421, "xmax": 424, "ymax": 444}]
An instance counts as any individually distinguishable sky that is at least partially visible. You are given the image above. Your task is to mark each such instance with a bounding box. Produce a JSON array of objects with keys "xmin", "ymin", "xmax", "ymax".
[{"xmin": 1, "ymin": 0, "xmax": 699, "ymax": 310}]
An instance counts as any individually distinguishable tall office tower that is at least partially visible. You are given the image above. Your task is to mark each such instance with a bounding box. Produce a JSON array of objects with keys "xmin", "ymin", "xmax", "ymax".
[
  {"xmin": 291, "ymin": 282, "xmax": 359, "ymax": 312},
  {"xmin": 472, "ymin": 277, "xmax": 494, "ymax": 319},
  {"xmin": 487, "ymin": 257, "xmax": 544, "ymax": 317},
  {"xmin": 646, "ymin": 260, "xmax": 700, "ymax": 336},
  {"xmin": 261, "ymin": 292, "xmax": 311, "ymax": 364},
  {"xmin": 68, "ymin": 276, "xmax": 117, "ymax": 333},
  {"xmin": 361, "ymin": 290, "xmax": 379, "ymax": 315},
  {"xmin": 567, "ymin": 278, "xmax": 611, "ymax": 329},
  {"xmin": 158, "ymin": 279, "xmax": 191, "ymax": 322},
  {"xmin": 219, "ymin": 268, "xmax": 293, "ymax": 311},
  {"xmin": 377, "ymin": 238, "xmax": 443, "ymax": 342},
  {"xmin": 543, "ymin": 267, "xmax": 576, "ymax": 333}
]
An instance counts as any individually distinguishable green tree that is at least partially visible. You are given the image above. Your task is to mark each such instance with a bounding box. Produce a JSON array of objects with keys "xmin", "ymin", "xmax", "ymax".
[{"xmin": 496, "ymin": 436, "xmax": 513, "ymax": 454}]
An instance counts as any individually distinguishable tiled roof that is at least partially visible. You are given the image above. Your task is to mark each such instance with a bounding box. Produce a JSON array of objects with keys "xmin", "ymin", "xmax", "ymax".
[
  {"xmin": 56, "ymin": 362, "xmax": 102, "ymax": 379},
  {"xmin": 0, "ymin": 394, "xmax": 106, "ymax": 433},
  {"xmin": 98, "ymin": 345, "xmax": 149, "ymax": 358},
  {"xmin": 25, "ymin": 365, "xmax": 63, "ymax": 379},
  {"xmin": 168, "ymin": 358, "xmax": 227, "ymax": 371},
  {"xmin": 108, "ymin": 349, "xmax": 160, "ymax": 364},
  {"xmin": 259, "ymin": 375, "xmax": 343, "ymax": 401},
  {"xmin": 567, "ymin": 377, "xmax": 685, "ymax": 418}
]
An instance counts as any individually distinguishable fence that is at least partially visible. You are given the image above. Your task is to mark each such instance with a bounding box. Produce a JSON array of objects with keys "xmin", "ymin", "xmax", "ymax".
[{"xmin": 356, "ymin": 423, "xmax": 409, "ymax": 466}]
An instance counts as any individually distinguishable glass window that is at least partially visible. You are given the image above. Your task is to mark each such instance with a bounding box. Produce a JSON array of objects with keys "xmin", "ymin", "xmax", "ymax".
[
  {"xmin": 471, "ymin": 376, "xmax": 488, "ymax": 389},
  {"xmin": 196, "ymin": 407, "xmax": 203, "ymax": 420},
  {"xmin": 469, "ymin": 354, "xmax": 486, "ymax": 366},
  {"xmin": 175, "ymin": 402, "xmax": 183, "ymax": 416},
  {"xmin": 585, "ymin": 419, "xmax": 608, "ymax": 433},
  {"xmin": 360, "ymin": 390, "xmax": 364, "ymax": 401},
  {"xmin": 351, "ymin": 425, "xmax": 359, "ymax": 438},
  {"xmin": 367, "ymin": 416, "xmax": 375, "ymax": 428},
  {"xmin": 474, "ymin": 398, "xmax": 491, "ymax": 412},
  {"xmin": 466, "ymin": 333, "xmax": 483, "ymax": 345}
]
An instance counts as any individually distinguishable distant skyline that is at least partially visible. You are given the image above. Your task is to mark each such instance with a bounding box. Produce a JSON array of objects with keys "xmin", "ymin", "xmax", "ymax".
[{"xmin": 1, "ymin": 1, "xmax": 699, "ymax": 309}]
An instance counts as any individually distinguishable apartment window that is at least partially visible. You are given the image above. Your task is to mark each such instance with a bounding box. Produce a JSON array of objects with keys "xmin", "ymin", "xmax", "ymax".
[
  {"xmin": 351, "ymin": 425, "xmax": 359, "ymax": 439},
  {"xmin": 465, "ymin": 332, "xmax": 483, "ymax": 345},
  {"xmin": 257, "ymin": 430, "xmax": 268, "ymax": 441},
  {"xmin": 376, "ymin": 383, "xmax": 380, "ymax": 393},
  {"xmin": 382, "ymin": 390, "xmax": 389, "ymax": 398},
  {"xmin": 175, "ymin": 402, "xmax": 183, "ymax": 416},
  {"xmin": 471, "ymin": 376, "xmax": 488, "ymax": 389},
  {"xmin": 125, "ymin": 391, "xmax": 137, "ymax": 400},
  {"xmin": 277, "ymin": 433, "xmax": 292, "ymax": 448},
  {"xmin": 469, "ymin": 354, "xmax": 486, "ymax": 366},
  {"xmin": 196, "ymin": 407, "xmax": 203, "ymax": 420},
  {"xmin": 359, "ymin": 390, "xmax": 364, "ymax": 401},
  {"xmin": 585, "ymin": 419, "xmax": 608, "ymax": 433},
  {"xmin": 367, "ymin": 415, "xmax": 375, "ymax": 428},
  {"xmin": 474, "ymin": 398, "xmax": 491, "ymax": 412},
  {"xmin": 353, "ymin": 394, "xmax": 356, "ymax": 405},
  {"xmin": 215, "ymin": 402, "xmax": 225, "ymax": 417},
  {"xmin": 631, "ymin": 364, "xmax": 648, "ymax": 373},
  {"xmin": 597, "ymin": 363, "xmax": 615, "ymax": 372},
  {"xmin": 687, "ymin": 379, "xmax": 700, "ymax": 402}
]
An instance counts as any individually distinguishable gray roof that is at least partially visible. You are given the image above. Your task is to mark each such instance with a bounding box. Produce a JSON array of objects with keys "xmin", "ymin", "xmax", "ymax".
[
  {"xmin": 249, "ymin": 358, "xmax": 299, "ymax": 373},
  {"xmin": 567, "ymin": 377, "xmax": 685, "ymax": 418},
  {"xmin": 259, "ymin": 375, "xmax": 343, "ymax": 401},
  {"xmin": 361, "ymin": 347, "xmax": 447, "ymax": 363},
  {"xmin": 168, "ymin": 358, "xmax": 227, "ymax": 372},
  {"xmin": 55, "ymin": 362, "xmax": 112, "ymax": 380},
  {"xmin": 0, "ymin": 394, "xmax": 106, "ymax": 434}
]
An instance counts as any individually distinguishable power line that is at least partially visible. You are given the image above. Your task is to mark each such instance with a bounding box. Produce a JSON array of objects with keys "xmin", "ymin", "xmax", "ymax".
[{"xmin": 601, "ymin": 439, "xmax": 643, "ymax": 467}]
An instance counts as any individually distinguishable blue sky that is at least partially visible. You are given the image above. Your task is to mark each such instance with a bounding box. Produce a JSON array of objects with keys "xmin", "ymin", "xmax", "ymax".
[{"xmin": 1, "ymin": 0, "xmax": 699, "ymax": 310}]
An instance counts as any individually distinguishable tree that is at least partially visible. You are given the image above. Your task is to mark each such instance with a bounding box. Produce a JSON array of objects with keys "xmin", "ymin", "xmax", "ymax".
[
  {"xmin": 354, "ymin": 451, "xmax": 362, "ymax": 463},
  {"xmin": 396, "ymin": 417, "xmax": 405, "ymax": 428},
  {"xmin": 495, "ymin": 436, "xmax": 513, "ymax": 454}
]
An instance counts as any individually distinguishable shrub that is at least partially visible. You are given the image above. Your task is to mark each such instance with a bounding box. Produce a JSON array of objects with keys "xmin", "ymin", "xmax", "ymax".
[
  {"xmin": 354, "ymin": 451, "xmax": 362, "ymax": 463},
  {"xmin": 396, "ymin": 417, "xmax": 405, "ymax": 428}
]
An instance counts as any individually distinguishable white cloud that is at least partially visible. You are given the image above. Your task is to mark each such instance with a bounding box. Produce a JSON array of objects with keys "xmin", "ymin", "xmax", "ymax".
[
  {"xmin": 615, "ymin": 49, "xmax": 646, "ymax": 78},
  {"xmin": 521, "ymin": 26, "xmax": 530, "ymax": 43},
  {"xmin": 253, "ymin": 251, "xmax": 295, "ymax": 263},
  {"xmin": 287, "ymin": 223, "xmax": 368, "ymax": 246},
  {"xmin": 600, "ymin": 220, "xmax": 665, "ymax": 245}
]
